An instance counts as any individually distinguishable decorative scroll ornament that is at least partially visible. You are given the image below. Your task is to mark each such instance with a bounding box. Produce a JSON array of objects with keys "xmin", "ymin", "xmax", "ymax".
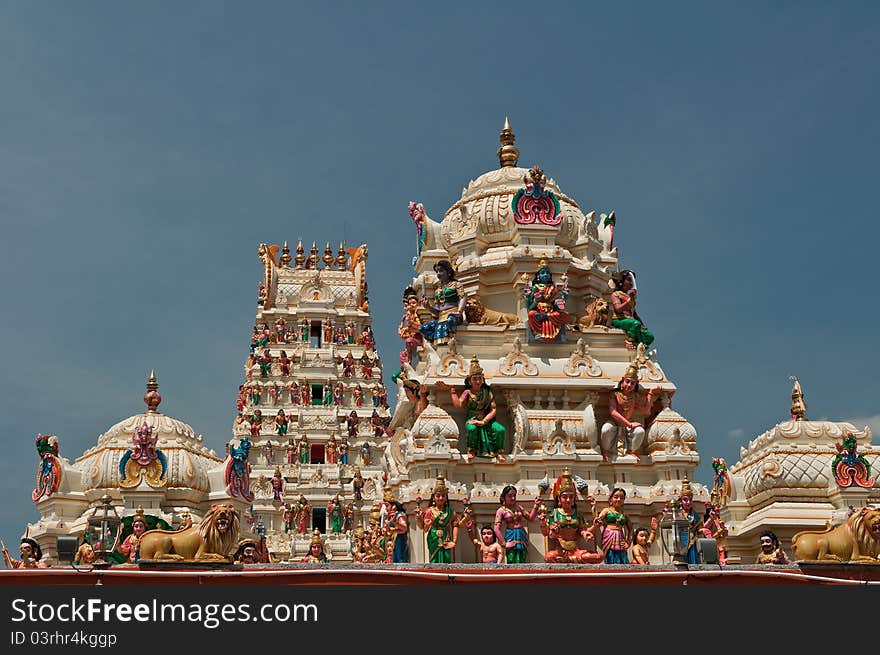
[
  {"xmin": 499, "ymin": 336, "xmax": 538, "ymax": 376},
  {"xmin": 832, "ymin": 434, "xmax": 875, "ymax": 488},
  {"xmin": 512, "ymin": 165, "xmax": 562, "ymax": 226},
  {"xmin": 119, "ymin": 421, "xmax": 168, "ymax": 489},
  {"xmin": 224, "ymin": 435, "xmax": 254, "ymax": 501},
  {"xmin": 32, "ymin": 434, "xmax": 62, "ymax": 501},
  {"xmin": 563, "ymin": 339, "xmax": 603, "ymax": 377}
]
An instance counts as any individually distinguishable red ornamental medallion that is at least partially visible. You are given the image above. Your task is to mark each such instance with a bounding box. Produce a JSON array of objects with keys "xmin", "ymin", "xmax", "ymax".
[{"xmin": 515, "ymin": 192, "xmax": 562, "ymax": 225}]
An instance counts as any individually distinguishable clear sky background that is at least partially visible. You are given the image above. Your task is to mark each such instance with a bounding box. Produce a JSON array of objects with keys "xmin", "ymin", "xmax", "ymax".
[{"xmin": 1, "ymin": 2, "xmax": 878, "ymax": 544}]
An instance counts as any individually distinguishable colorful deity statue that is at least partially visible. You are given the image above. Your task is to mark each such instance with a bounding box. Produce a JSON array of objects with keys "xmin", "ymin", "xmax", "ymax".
[
  {"xmin": 117, "ymin": 507, "xmax": 148, "ymax": 564},
  {"xmin": 300, "ymin": 381, "xmax": 311, "ymax": 406},
  {"xmin": 476, "ymin": 525, "xmax": 505, "ymax": 564},
  {"xmin": 701, "ymin": 495, "xmax": 729, "ymax": 565},
  {"xmin": 258, "ymin": 348, "xmax": 273, "ymax": 377},
  {"xmin": 353, "ymin": 384, "xmax": 364, "ymax": 407},
  {"xmin": 371, "ymin": 409, "xmax": 387, "ymax": 438},
  {"xmin": 540, "ymin": 468, "xmax": 603, "ymax": 564},
  {"xmin": 341, "ymin": 352, "xmax": 355, "ymax": 378},
  {"xmin": 300, "ymin": 318, "xmax": 310, "ymax": 343},
  {"xmin": 323, "ymin": 380, "xmax": 333, "ymax": 406},
  {"xmin": 711, "ymin": 457, "xmax": 732, "ymax": 505},
  {"xmin": 360, "ymin": 441, "xmax": 372, "ymax": 466},
  {"xmin": 225, "ymin": 435, "xmax": 254, "ymax": 501},
  {"xmin": 380, "ymin": 488, "xmax": 409, "ymax": 563},
  {"xmin": 756, "ymin": 530, "xmax": 789, "ymax": 564},
  {"xmin": 298, "ymin": 434, "xmax": 310, "ymax": 464},
  {"xmin": 493, "ymin": 485, "xmax": 540, "ymax": 563},
  {"xmin": 407, "ymin": 201, "xmax": 428, "ymax": 263},
  {"xmin": 361, "ymin": 326, "xmax": 375, "ymax": 351},
  {"xmin": 398, "ymin": 286, "xmax": 424, "ymax": 367},
  {"xmin": 419, "ymin": 260, "xmax": 465, "ymax": 347},
  {"xmin": 418, "ymin": 476, "xmax": 460, "ymax": 563},
  {"xmin": 32, "ymin": 433, "xmax": 62, "ymax": 501},
  {"xmin": 267, "ymin": 383, "xmax": 279, "ymax": 405},
  {"xmin": 271, "ymin": 466, "xmax": 284, "ymax": 501},
  {"xmin": 376, "ymin": 383, "xmax": 388, "ymax": 409},
  {"xmin": 327, "ymin": 495, "xmax": 345, "ymax": 534},
  {"xmin": 282, "ymin": 503, "xmax": 294, "ymax": 533},
  {"xmin": 339, "ymin": 436, "xmax": 350, "ymax": 465},
  {"xmin": 278, "ymin": 350, "xmax": 291, "ymax": 376},
  {"xmin": 326, "ymin": 435, "xmax": 339, "ymax": 464},
  {"xmin": 286, "ymin": 438, "xmax": 297, "ymax": 465},
  {"xmin": 832, "ymin": 433, "xmax": 875, "ymax": 488},
  {"xmin": 600, "ymin": 364, "xmax": 660, "ymax": 462},
  {"xmin": 333, "ymin": 382, "xmax": 344, "ymax": 406},
  {"xmin": 437, "ymin": 356, "xmax": 506, "ymax": 461},
  {"xmin": 301, "ymin": 530, "xmax": 328, "ymax": 563},
  {"xmin": 596, "ymin": 488, "xmax": 633, "ymax": 564},
  {"xmin": 233, "ymin": 538, "xmax": 260, "ymax": 565},
  {"xmin": 521, "ymin": 259, "xmax": 570, "ymax": 343},
  {"xmin": 360, "ymin": 353, "xmax": 373, "ymax": 380},
  {"xmin": 345, "ymin": 321, "xmax": 356, "ymax": 344},
  {"xmin": 610, "ymin": 269, "xmax": 654, "ymax": 348},
  {"xmin": 274, "ymin": 409, "xmax": 288, "ymax": 436},
  {"xmin": 323, "ymin": 320, "xmax": 334, "ymax": 345},
  {"xmin": 344, "ymin": 502, "xmax": 355, "ymax": 534},
  {"xmin": 3, "ymin": 537, "xmax": 48, "ymax": 569},
  {"xmin": 249, "ymin": 409, "xmax": 263, "ymax": 438},
  {"xmin": 346, "ymin": 411, "xmax": 360, "ymax": 440},
  {"xmin": 74, "ymin": 534, "xmax": 97, "ymax": 566},
  {"xmin": 631, "ymin": 518, "xmax": 659, "ymax": 564},
  {"xmin": 119, "ymin": 421, "xmax": 167, "ymax": 489},
  {"xmin": 675, "ymin": 476, "xmax": 703, "ymax": 564},
  {"xmin": 352, "ymin": 468, "xmax": 364, "ymax": 501},
  {"xmin": 289, "ymin": 381, "xmax": 300, "ymax": 405},
  {"xmin": 295, "ymin": 495, "xmax": 311, "ymax": 536}
]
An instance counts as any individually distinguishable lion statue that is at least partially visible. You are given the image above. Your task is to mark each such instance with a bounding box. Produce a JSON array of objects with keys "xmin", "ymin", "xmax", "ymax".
[
  {"xmin": 464, "ymin": 295, "xmax": 518, "ymax": 327},
  {"xmin": 576, "ymin": 295, "xmax": 610, "ymax": 330},
  {"xmin": 791, "ymin": 507, "xmax": 880, "ymax": 562},
  {"xmin": 138, "ymin": 504, "xmax": 240, "ymax": 562}
]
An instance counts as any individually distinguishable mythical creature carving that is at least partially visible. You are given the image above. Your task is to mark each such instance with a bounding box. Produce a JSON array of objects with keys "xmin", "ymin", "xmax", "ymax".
[
  {"xmin": 791, "ymin": 507, "xmax": 880, "ymax": 562},
  {"xmin": 576, "ymin": 295, "xmax": 610, "ymax": 330},
  {"xmin": 138, "ymin": 504, "xmax": 241, "ymax": 562},
  {"xmin": 464, "ymin": 295, "xmax": 518, "ymax": 327}
]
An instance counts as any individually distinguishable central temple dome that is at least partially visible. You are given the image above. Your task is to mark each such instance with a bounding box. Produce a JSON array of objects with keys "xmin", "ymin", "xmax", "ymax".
[{"xmin": 439, "ymin": 120, "xmax": 586, "ymax": 258}]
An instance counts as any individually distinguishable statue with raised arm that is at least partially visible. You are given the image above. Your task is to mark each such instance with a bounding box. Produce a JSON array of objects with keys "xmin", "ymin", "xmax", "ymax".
[{"xmin": 419, "ymin": 260, "xmax": 465, "ymax": 347}]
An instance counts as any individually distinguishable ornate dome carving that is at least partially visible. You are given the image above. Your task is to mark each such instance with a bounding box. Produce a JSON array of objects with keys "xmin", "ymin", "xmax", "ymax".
[
  {"xmin": 410, "ymin": 404, "xmax": 460, "ymax": 451},
  {"xmin": 646, "ymin": 405, "xmax": 697, "ymax": 454}
]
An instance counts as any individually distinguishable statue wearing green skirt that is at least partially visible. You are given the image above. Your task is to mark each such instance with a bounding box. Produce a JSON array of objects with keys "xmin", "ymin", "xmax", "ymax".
[
  {"xmin": 436, "ymin": 356, "xmax": 507, "ymax": 461},
  {"xmin": 418, "ymin": 476, "xmax": 460, "ymax": 563},
  {"xmin": 610, "ymin": 269, "xmax": 654, "ymax": 348}
]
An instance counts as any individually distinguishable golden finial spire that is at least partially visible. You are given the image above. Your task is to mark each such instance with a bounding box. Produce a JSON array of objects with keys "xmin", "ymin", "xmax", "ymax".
[
  {"xmin": 294, "ymin": 240, "xmax": 305, "ymax": 268},
  {"xmin": 144, "ymin": 370, "xmax": 162, "ymax": 413},
  {"xmin": 334, "ymin": 242, "xmax": 348, "ymax": 269},
  {"xmin": 308, "ymin": 242, "xmax": 319, "ymax": 269},
  {"xmin": 322, "ymin": 242, "xmax": 334, "ymax": 268},
  {"xmin": 280, "ymin": 241, "xmax": 292, "ymax": 267},
  {"xmin": 789, "ymin": 375, "xmax": 807, "ymax": 421},
  {"xmin": 498, "ymin": 116, "xmax": 519, "ymax": 168}
]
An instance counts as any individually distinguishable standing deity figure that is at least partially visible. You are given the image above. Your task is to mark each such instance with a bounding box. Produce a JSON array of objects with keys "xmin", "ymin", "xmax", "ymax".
[
  {"xmin": 333, "ymin": 382, "xmax": 344, "ymax": 406},
  {"xmin": 360, "ymin": 353, "xmax": 373, "ymax": 379},
  {"xmin": 352, "ymin": 468, "xmax": 364, "ymax": 501},
  {"xmin": 371, "ymin": 409, "xmax": 387, "ymax": 438},
  {"xmin": 596, "ymin": 488, "xmax": 633, "ymax": 564},
  {"xmin": 117, "ymin": 508, "xmax": 149, "ymax": 564},
  {"xmin": 270, "ymin": 467, "xmax": 284, "ymax": 501},
  {"xmin": 264, "ymin": 439, "xmax": 275, "ymax": 464},
  {"xmin": 437, "ymin": 356, "xmax": 506, "ymax": 461},
  {"xmin": 600, "ymin": 364, "xmax": 660, "ymax": 461},
  {"xmin": 300, "ymin": 381, "xmax": 312, "ymax": 406},
  {"xmin": 376, "ymin": 383, "xmax": 389, "ymax": 409},
  {"xmin": 341, "ymin": 352, "xmax": 355, "ymax": 378},
  {"xmin": 295, "ymin": 495, "xmax": 312, "ymax": 536},
  {"xmin": 225, "ymin": 435, "xmax": 254, "ymax": 501},
  {"xmin": 540, "ymin": 468, "xmax": 603, "ymax": 564},
  {"xmin": 298, "ymin": 434, "xmax": 310, "ymax": 464},
  {"xmin": 326, "ymin": 435, "xmax": 339, "ymax": 464},
  {"xmin": 278, "ymin": 350, "xmax": 291, "ymax": 376},
  {"xmin": 360, "ymin": 441, "xmax": 372, "ymax": 466},
  {"xmin": 323, "ymin": 321, "xmax": 334, "ymax": 345},
  {"xmin": 274, "ymin": 409, "xmax": 288, "ymax": 437},
  {"xmin": 268, "ymin": 383, "xmax": 280, "ymax": 406},
  {"xmin": 419, "ymin": 260, "xmax": 465, "ymax": 347},
  {"xmin": 418, "ymin": 476, "xmax": 460, "ymax": 563},
  {"xmin": 476, "ymin": 525, "xmax": 505, "ymax": 564},
  {"xmin": 286, "ymin": 438, "xmax": 297, "ymax": 465},
  {"xmin": 282, "ymin": 503, "xmax": 294, "ymax": 532},
  {"xmin": 701, "ymin": 496, "xmax": 729, "ymax": 565},
  {"xmin": 353, "ymin": 385, "xmax": 364, "ymax": 408},
  {"xmin": 249, "ymin": 410, "xmax": 263, "ymax": 438},
  {"xmin": 323, "ymin": 380, "xmax": 333, "ymax": 406},
  {"xmin": 258, "ymin": 348, "xmax": 273, "ymax": 377},
  {"xmin": 339, "ymin": 436, "xmax": 350, "ymax": 465},
  {"xmin": 344, "ymin": 502, "xmax": 355, "ymax": 534},
  {"xmin": 407, "ymin": 200, "xmax": 428, "ymax": 263},
  {"xmin": 345, "ymin": 321, "xmax": 356, "ymax": 344},
  {"xmin": 521, "ymin": 259, "xmax": 569, "ymax": 342},
  {"xmin": 327, "ymin": 495, "xmax": 345, "ymax": 534},
  {"xmin": 609, "ymin": 269, "xmax": 654, "ymax": 348},
  {"xmin": 675, "ymin": 476, "xmax": 704, "ymax": 565},
  {"xmin": 361, "ymin": 327, "xmax": 375, "ymax": 351},
  {"xmin": 631, "ymin": 518, "xmax": 659, "ymax": 564},
  {"xmin": 493, "ymin": 485, "xmax": 540, "ymax": 564},
  {"xmin": 274, "ymin": 317, "xmax": 286, "ymax": 342},
  {"xmin": 3, "ymin": 537, "xmax": 48, "ymax": 569},
  {"xmin": 398, "ymin": 286, "xmax": 424, "ymax": 367},
  {"xmin": 289, "ymin": 381, "xmax": 300, "ymax": 405},
  {"xmin": 381, "ymin": 488, "xmax": 409, "ymax": 563},
  {"xmin": 346, "ymin": 411, "xmax": 360, "ymax": 440},
  {"xmin": 300, "ymin": 319, "xmax": 310, "ymax": 344}
]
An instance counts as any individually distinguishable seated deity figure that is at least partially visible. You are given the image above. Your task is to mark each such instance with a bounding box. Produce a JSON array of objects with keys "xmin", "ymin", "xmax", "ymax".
[
  {"xmin": 436, "ymin": 356, "xmax": 506, "ymax": 461},
  {"xmin": 609, "ymin": 269, "xmax": 654, "ymax": 348},
  {"xmin": 419, "ymin": 260, "xmax": 465, "ymax": 347},
  {"xmin": 540, "ymin": 468, "xmax": 603, "ymax": 564},
  {"xmin": 522, "ymin": 260, "xmax": 569, "ymax": 342},
  {"xmin": 600, "ymin": 364, "xmax": 660, "ymax": 461}
]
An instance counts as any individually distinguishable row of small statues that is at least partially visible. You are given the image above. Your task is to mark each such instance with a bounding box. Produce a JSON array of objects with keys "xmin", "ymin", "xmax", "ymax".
[
  {"xmin": 237, "ymin": 380, "xmax": 388, "ymax": 412},
  {"xmin": 397, "ymin": 259, "xmax": 654, "ymax": 369},
  {"xmin": 251, "ymin": 320, "xmax": 374, "ymax": 352},
  {"xmin": 244, "ymin": 348, "xmax": 380, "ymax": 382}
]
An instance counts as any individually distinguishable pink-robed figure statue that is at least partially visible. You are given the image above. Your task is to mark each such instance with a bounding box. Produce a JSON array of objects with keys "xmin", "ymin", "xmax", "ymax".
[
  {"xmin": 398, "ymin": 286, "xmax": 424, "ymax": 366},
  {"xmin": 600, "ymin": 363, "xmax": 660, "ymax": 462},
  {"xmin": 521, "ymin": 260, "xmax": 569, "ymax": 342}
]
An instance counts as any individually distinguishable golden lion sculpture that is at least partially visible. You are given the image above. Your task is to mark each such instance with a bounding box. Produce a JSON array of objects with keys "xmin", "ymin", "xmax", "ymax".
[
  {"xmin": 576, "ymin": 295, "xmax": 610, "ymax": 330},
  {"xmin": 138, "ymin": 504, "xmax": 240, "ymax": 562},
  {"xmin": 791, "ymin": 507, "xmax": 880, "ymax": 562},
  {"xmin": 464, "ymin": 295, "xmax": 518, "ymax": 327}
]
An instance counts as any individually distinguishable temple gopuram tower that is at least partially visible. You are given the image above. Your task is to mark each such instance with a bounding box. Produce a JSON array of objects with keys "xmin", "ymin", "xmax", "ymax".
[
  {"xmin": 237, "ymin": 240, "xmax": 391, "ymax": 561},
  {"xmin": 386, "ymin": 120, "xmax": 707, "ymax": 563}
]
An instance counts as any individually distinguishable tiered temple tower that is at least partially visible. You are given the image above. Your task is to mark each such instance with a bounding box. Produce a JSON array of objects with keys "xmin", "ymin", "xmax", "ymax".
[
  {"xmin": 385, "ymin": 120, "xmax": 707, "ymax": 563},
  {"xmin": 238, "ymin": 240, "xmax": 391, "ymax": 561}
]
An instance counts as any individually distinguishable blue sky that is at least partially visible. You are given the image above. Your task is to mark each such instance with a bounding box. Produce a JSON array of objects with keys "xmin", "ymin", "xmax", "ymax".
[{"xmin": 1, "ymin": 2, "xmax": 878, "ymax": 543}]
